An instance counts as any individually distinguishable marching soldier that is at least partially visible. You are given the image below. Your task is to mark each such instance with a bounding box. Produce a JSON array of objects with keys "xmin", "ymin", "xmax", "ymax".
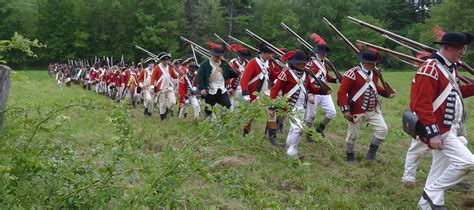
[
  {"xmin": 240, "ymin": 43, "xmax": 281, "ymax": 140},
  {"xmin": 410, "ymin": 32, "xmax": 474, "ymax": 210},
  {"xmin": 337, "ymin": 49, "xmax": 396, "ymax": 162},
  {"xmin": 306, "ymin": 34, "xmax": 338, "ymax": 140},
  {"xmin": 138, "ymin": 59, "xmax": 156, "ymax": 116},
  {"xmin": 150, "ymin": 52, "xmax": 179, "ymax": 120},
  {"xmin": 178, "ymin": 64, "xmax": 200, "ymax": 119},
  {"xmin": 227, "ymin": 44, "xmax": 251, "ymax": 112},
  {"xmin": 270, "ymin": 49, "xmax": 329, "ymax": 156},
  {"xmin": 197, "ymin": 42, "xmax": 239, "ymax": 120}
]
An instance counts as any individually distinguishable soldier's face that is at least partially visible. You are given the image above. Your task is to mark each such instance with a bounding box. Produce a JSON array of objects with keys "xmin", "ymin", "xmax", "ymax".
[
  {"xmin": 162, "ymin": 59, "xmax": 170, "ymax": 65},
  {"xmin": 294, "ymin": 63, "xmax": 306, "ymax": 70},
  {"xmin": 260, "ymin": 52, "xmax": 272, "ymax": 60},
  {"xmin": 363, "ymin": 63, "xmax": 376, "ymax": 71},
  {"xmin": 449, "ymin": 45, "xmax": 467, "ymax": 62},
  {"xmin": 148, "ymin": 63, "xmax": 154, "ymax": 69},
  {"xmin": 316, "ymin": 52, "xmax": 327, "ymax": 59}
]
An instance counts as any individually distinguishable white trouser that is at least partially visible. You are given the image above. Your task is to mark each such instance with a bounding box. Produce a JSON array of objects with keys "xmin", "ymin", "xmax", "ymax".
[
  {"xmin": 157, "ymin": 89, "xmax": 176, "ymax": 114},
  {"xmin": 230, "ymin": 87, "xmax": 242, "ymax": 112},
  {"xmin": 143, "ymin": 89, "xmax": 154, "ymax": 112},
  {"xmin": 403, "ymin": 135, "xmax": 468, "ymax": 183},
  {"xmin": 402, "ymin": 138, "xmax": 429, "ymax": 183},
  {"xmin": 286, "ymin": 106, "xmax": 305, "ymax": 157},
  {"xmin": 418, "ymin": 123, "xmax": 474, "ymax": 208},
  {"xmin": 305, "ymin": 94, "xmax": 336, "ymax": 124},
  {"xmin": 179, "ymin": 95, "xmax": 200, "ymax": 119},
  {"xmin": 116, "ymin": 86, "xmax": 123, "ymax": 100},
  {"xmin": 345, "ymin": 110, "xmax": 388, "ymax": 144}
]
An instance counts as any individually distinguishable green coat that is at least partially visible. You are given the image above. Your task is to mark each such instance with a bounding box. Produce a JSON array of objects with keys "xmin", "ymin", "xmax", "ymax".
[{"xmin": 197, "ymin": 59, "xmax": 238, "ymax": 91}]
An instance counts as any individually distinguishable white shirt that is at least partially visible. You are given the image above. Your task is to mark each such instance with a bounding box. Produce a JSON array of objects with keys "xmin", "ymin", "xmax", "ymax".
[{"xmin": 208, "ymin": 59, "xmax": 227, "ymax": 95}]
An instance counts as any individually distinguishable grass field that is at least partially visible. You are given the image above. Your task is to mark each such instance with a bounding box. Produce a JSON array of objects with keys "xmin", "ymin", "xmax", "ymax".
[{"xmin": 1, "ymin": 70, "xmax": 473, "ymax": 208}]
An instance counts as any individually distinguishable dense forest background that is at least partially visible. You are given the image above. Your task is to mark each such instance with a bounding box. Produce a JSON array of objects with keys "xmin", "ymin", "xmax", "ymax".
[{"xmin": 0, "ymin": 0, "xmax": 472, "ymax": 70}]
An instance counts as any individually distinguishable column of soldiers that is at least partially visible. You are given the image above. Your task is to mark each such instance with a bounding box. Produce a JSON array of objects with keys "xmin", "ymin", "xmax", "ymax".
[{"xmin": 50, "ymin": 29, "xmax": 473, "ymax": 209}]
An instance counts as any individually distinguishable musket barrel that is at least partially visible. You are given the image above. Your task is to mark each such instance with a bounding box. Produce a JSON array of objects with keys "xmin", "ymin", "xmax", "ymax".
[
  {"xmin": 244, "ymin": 29, "xmax": 284, "ymax": 55},
  {"xmin": 347, "ymin": 16, "xmax": 436, "ymax": 52},
  {"xmin": 228, "ymin": 35, "xmax": 259, "ymax": 52}
]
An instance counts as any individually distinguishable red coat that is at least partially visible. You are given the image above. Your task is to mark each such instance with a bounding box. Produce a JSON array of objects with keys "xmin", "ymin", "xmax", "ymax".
[
  {"xmin": 150, "ymin": 64, "xmax": 178, "ymax": 92},
  {"xmin": 309, "ymin": 58, "xmax": 337, "ymax": 84},
  {"xmin": 227, "ymin": 58, "xmax": 247, "ymax": 95},
  {"xmin": 120, "ymin": 69, "xmax": 131, "ymax": 85},
  {"xmin": 89, "ymin": 69, "xmax": 97, "ymax": 81},
  {"xmin": 178, "ymin": 73, "xmax": 198, "ymax": 104},
  {"xmin": 270, "ymin": 67, "xmax": 322, "ymax": 103},
  {"xmin": 240, "ymin": 57, "xmax": 281, "ymax": 101},
  {"xmin": 410, "ymin": 58, "xmax": 474, "ymax": 137},
  {"xmin": 337, "ymin": 65, "xmax": 387, "ymax": 115}
]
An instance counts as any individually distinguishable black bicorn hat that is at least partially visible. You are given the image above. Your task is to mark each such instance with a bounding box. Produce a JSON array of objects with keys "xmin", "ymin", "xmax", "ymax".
[
  {"xmin": 356, "ymin": 50, "xmax": 382, "ymax": 64},
  {"xmin": 433, "ymin": 32, "xmax": 473, "ymax": 45},
  {"xmin": 288, "ymin": 49, "xmax": 309, "ymax": 65},
  {"xmin": 237, "ymin": 49, "xmax": 252, "ymax": 59},
  {"xmin": 258, "ymin": 43, "xmax": 273, "ymax": 53},
  {"xmin": 312, "ymin": 44, "xmax": 331, "ymax": 54},
  {"xmin": 158, "ymin": 52, "xmax": 172, "ymax": 60}
]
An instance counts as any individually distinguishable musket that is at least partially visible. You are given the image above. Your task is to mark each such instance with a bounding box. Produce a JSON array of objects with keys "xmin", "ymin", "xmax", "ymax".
[
  {"xmin": 228, "ymin": 35, "xmax": 259, "ymax": 52},
  {"xmin": 357, "ymin": 40, "xmax": 473, "ymax": 84},
  {"xmin": 135, "ymin": 45, "xmax": 159, "ymax": 59},
  {"xmin": 323, "ymin": 17, "xmax": 396, "ymax": 96},
  {"xmin": 179, "ymin": 36, "xmax": 212, "ymax": 56},
  {"xmin": 244, "ymin": 28, "xmax": 332, "ymax": 93},
  {"xmin": 383, "ymin": 34, "xmax": 424, "ymax": 54},
  {"xmin": 347, "ymin": 16, "xmax": 474, "ymax": 74},
  {"xmin": 280, "ymin": 22, "xmax": 344, "ymax": 82},
  {"xmin": 214, "ymin": 33, "xmax": 247, "ymax": 61},
  {"xmin": 191, "ymin": 45, "xmax": 199, "ymax": 64}
]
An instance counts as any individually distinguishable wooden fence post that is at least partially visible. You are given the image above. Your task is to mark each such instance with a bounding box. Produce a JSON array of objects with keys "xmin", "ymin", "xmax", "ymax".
[{"xmin": 0, "ymin": 65, "xmax": 11, "ymax": 133}]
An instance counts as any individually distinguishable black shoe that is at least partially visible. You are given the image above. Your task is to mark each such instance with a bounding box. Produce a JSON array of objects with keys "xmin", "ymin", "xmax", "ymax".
[
  {"xmin": 144, "ymin": 108, "xmax": 148, "ymax": 116},
  {"xmin": 422, "ymin": 191, "xmax": 447, "ymax": 210},
  {"xmin": 268, "ymin": 129, "xmax": 285, "ymax": 147},
  {"xmin": 306, "ymin": 134, "xmax": 315, "ymax": 143},
  {"xmin": 316, "ymin": 124, "xmax": 326, "ymax": 138},
  {"xmin": 346, "ymin": 152, "xmax": 356, "ymax": 162},
  {"xmin": 365, "ymin": 144, "xmax": 379, "ymax": 161},
  {"xmin": 160, "ymin": 114, "xmax": 166, "ymax": 121}
]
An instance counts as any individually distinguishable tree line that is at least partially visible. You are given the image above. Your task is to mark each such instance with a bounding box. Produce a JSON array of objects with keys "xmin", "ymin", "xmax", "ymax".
[{"xmin": 0, "ymin": 0, "xmax": 472, "ymax": 70}]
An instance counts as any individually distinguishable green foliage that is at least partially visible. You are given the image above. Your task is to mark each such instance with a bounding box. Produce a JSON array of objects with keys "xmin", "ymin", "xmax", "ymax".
[{"xmin": 0, "ymin": 32, "xmax": 45, "ymax": 64}]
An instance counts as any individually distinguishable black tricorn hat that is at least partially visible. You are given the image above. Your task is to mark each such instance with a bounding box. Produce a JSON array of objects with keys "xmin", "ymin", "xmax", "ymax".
[
  {"xmin": 210, "ymin": 47, "xmax": 225, "ymax": 57},
  {"xmin": 258, "ymin": 43, "xmax": 273, "ymax": 53},
  {"xmin": 433, "ymin": 32, "xmax": 473, "ymax": 45},
  {"xmin": 356, "ymin": 50, "xmax": 382, "ymax": 64},
  {"xmin": 312, "ymin": 44, "xmax": 331, "ymax": 54},
  {"xmin": 288, "ymin": 49, "xmax": 309, "ymax": 65}
]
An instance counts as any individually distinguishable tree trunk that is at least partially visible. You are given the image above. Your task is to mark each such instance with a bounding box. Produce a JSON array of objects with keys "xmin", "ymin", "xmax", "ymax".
[{"xmin": 0, "ymin": 65, "xmax": 11, "ymax": 133}]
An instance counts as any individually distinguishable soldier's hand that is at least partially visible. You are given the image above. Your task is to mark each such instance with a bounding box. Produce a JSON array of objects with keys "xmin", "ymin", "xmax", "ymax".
[
  {"xmin": 343, "ymin": 111, "xmax": 353, "ymax": 123},
  {"xmin": 308, "ymin": 94, "xmax": 315, "ymax": 104},
  {"xmin": 389, "ymin": 92, "xmax": 396, "ymax": 99},
  {"xmin": 429, "ymin": 135, "xmax": 443, "ymax": 150},
  {"xmin": 200, "ymin": 89, "xmax": 207, "ymax": 96}
]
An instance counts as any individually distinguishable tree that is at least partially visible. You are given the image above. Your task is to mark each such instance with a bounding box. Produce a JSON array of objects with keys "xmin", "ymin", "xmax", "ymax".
[{"xmin": 0, "ymin": 32, "xmax": 45, "ymax": 64}]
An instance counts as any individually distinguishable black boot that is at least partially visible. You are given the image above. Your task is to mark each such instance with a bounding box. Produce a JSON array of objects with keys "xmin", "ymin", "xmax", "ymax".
[
  {"xmin": 268, "ymin": 128, "xmax": 285, "ymax": 147},
  {"xmin": 243, "ymin": 128, "xmax": 250, "ymax": 137},
  {"xmin": 144, "ymin": 108, "xmax": 149, "ymax": 116},
  {"xmin": 366, "ymin": 144, "xmax": 379, "ymax": 161},
  {"xmin": 160, "ymin": 113, "xmax": 166, "ymax": 121},
  {"xmin": 316, "ymin": 123, "xmax": 326, "ymax": 138},
  {"xmin": 346, "ymin": 152, "xmax": 356, "ymax": 162}
]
